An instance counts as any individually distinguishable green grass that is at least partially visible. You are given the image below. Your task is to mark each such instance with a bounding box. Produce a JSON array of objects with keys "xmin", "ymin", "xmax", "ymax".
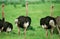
[{"xmin": 0, "ymin": 3, "xmax": 60, "ymax": 39}]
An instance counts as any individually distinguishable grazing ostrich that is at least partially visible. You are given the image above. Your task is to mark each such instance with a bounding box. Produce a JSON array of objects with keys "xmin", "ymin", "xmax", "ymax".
[
  {"xmin": 56, "ymin": 16, "xmax": 60, "ymax": 35},
  {"xmin": 40, "ymin": 16, "xmax": 56, "ymax": 38},
  {"xmin": 15, "ymin": 16, "xmax": 31, "ymax": 38}
]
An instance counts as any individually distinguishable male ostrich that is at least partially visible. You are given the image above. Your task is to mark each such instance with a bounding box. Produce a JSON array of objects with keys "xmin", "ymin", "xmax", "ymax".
[
  {"xmin": 0, "ymin": 3, "xmax": 13, "ymax": 33},
  {"xmin": 15, "ymin": 1, "xmax": 31, "ymax": 39}
]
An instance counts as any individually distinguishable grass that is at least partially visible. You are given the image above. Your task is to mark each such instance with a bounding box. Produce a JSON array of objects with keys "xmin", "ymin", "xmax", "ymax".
[{"xmin": 0, "ymin": 3, "xmax": 60, "ymax": 39}]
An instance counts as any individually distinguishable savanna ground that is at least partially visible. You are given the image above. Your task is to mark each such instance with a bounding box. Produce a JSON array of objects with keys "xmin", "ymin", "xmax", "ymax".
[{"xmin": 0, "ymin": 2, "xmax": 60, "ymax": 39}]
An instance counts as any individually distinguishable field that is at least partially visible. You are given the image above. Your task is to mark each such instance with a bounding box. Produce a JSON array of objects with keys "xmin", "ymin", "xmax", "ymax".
[{"xmin": 0, "ymin": 3, "xmax": 60, "ymax": 39}]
